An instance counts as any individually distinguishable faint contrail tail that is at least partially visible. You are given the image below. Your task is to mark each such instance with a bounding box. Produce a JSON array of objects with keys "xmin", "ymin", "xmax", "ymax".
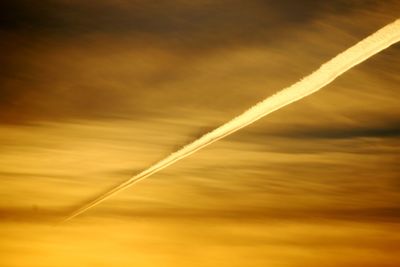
[{"xmin": 63, "ymin": 19, "xmax": 400, "ymax": 222}]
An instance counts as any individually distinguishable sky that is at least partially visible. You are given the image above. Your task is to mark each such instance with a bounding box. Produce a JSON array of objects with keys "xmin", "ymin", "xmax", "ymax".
[{"xmin": 0, "ymin": 1, "xmax": 400, "ymax": 266}]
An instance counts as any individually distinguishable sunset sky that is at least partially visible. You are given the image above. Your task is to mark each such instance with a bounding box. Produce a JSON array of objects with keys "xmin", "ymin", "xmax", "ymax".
[{"xmin": 1, "ymin": 1, "xmax": 400, "ymax": 267}]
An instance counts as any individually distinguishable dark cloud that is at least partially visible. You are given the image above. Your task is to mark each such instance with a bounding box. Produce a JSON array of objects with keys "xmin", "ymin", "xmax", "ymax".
[
  {"xmin": 2, "ymin": 205, "xmax": 400, "ymax": 223},
  {"xmin": 239, "ymin": 120, "xmax": 400, "ymax": 141},
  {"xmin": 0, "ymin": 1, "xmax": 353, "ymax": 33},
  {"xmin": 109, "ymin": 206, "xmax": 400, "ymax": 223},
  {"xmin": 0, "ymin": 206, "xmax": 61, "ymax": 223},
  {"xmin": 0, "ymin": 0, "xmax": 399, "ymax": 124},
  {"xmin": 289, "ymin": 124, "xmax": 400, "ymax": 139},
  {"xmin": 0, "ymin": 0, "xmax": 395, "ymax": 49}
]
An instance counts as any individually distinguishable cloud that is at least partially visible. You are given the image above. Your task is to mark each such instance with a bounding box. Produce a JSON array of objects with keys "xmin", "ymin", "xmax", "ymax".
[
  {"xmin": 2, "ymin": 204, "xmax": 400, "ymax": 224},
  {"xmin": 236, "ymin": 120, "xmax": 400, "ymax": 142},
  {"xmin": 1, "ymin": 1, "xmax": 400, "ymax": 266},
  {"xmin": 0, "ymin": 0, "xmax": 399, "ymax": 124},
  {"xmin": 0, "ymin": 1, "xmax": 349, "ymax": 35}
]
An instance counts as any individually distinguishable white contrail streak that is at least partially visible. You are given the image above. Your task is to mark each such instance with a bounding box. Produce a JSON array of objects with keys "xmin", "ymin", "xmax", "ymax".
[{"xmin": 63, "ymin": 19, "xmax": 400, "ymax": 222}]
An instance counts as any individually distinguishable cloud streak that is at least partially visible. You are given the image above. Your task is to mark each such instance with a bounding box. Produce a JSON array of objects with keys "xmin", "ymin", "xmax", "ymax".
[{"xmin": 63, "ymin": 19, "xmax": 400, "ymax": 222}]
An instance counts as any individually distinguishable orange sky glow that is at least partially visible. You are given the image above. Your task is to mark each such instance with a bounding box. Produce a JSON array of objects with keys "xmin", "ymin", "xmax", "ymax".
[{"xmin": 0, "ymin": 1, "xmax": 399, "ymax": 267}]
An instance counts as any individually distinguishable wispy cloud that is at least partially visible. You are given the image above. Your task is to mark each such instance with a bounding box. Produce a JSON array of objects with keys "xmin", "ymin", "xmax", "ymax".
[{"xmin": 63, "ymin": 20, "xmax": 400, "ymax": 222}]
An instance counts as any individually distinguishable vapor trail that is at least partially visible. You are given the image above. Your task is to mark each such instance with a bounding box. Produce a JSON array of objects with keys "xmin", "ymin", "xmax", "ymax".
[{"xmin": 63, "ymin": 19, "xmax": 400, "ymax": 222}]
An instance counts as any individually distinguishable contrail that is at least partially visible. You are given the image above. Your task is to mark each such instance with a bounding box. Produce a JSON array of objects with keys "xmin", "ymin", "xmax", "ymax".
[{"xmin": 63, "ymin": 19, "xmax": 400, "ymax": 222}]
